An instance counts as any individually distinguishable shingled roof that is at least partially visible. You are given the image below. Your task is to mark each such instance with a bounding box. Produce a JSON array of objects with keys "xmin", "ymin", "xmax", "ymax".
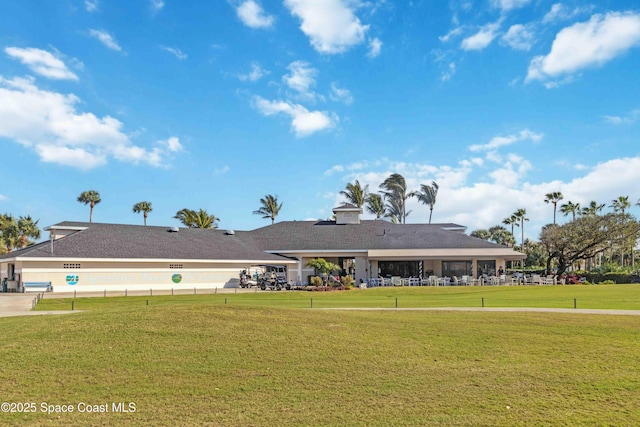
[
  {"xmin": 0, "ymin": 219, "xmax": 513, "ymax": 261},
  {"xmin": 0, "ymin": 222, "xmax": 289, "ymax": 262}
]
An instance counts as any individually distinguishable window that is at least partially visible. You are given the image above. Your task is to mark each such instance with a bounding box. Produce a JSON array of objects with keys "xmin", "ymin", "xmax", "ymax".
[
  {"xmin": 63, "ymin": 263, "xmax": 81, "ymax": 269},
  {"xmin": 169, "ymin": 264, "xmax": 183, "ymax": 269},
  {"xmin": 442, "ymin": 261, "xmax": 472, "ymax": 278}
]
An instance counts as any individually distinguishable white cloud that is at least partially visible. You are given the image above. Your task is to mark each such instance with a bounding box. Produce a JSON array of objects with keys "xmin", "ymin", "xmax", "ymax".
[
  {"xmin": 0, "ymin": 194, "xmax": 7, "ymax": 201},
  {"xmin": 461, "ymin": 20, "xmax": 502, "ymax": 51},
  {"xmin": 238, "ymin": 62, "xmax": 268, "ymax": 82},
  {"xmin": 161, "ymin": 46, "xmax": 187, "ymax": 60},
  {"xmin": 88, "ymin": 29, "xmax": 123, "ymax": 52},
  {"xmin": 150, "ymin": 0, "xmax": 164, "ymax": 12},
  {"xmin": 0, "ymin": 76, "xmax": 180, "ymax": 169},
  {"xmin": 469, "ymin": 129, "xmax": 543, "ymax": 152},
  {"xmin": 602, "ymin": 109, "xmax": 640, "ymax": 125},
  {"xmin": 330, "ymin": 83, "xmax": 353, "ymax": 105},
  {"xmin": 367, "ymin": 38, "xmax": 382, "ymax": 58},
  {"xmin": 85, "ymin": 0, "xmax": 98, "ymax": 12},
  {"xmin": 501, "ymin": 24, "xmax": 535, "ymax": 50},
  {"xmin": 441, "ymin": 62, "xmax": 456, "ymax": 82},
  {"xmin": 284, "ymin": 0, "xmax": 369, "ymax": 54},
  {"xmin": 5, "ymin": 47, "xmax": 79, "ymax": 81},
  {"xmin": 542, "ymin": 3, "xmax": 593, "ymax": 24},
  {"xmin": 214, "ymin": 165, "xmax": 230, "ymax": 174},
  {"xmin": 491, "ymin": 0, "xmax": 531, "ymax": 12},
  {"xmin": 236, "ymin": 0, "xmax": 274, "ymax": 29},
  {"xmin": 253, "ymin": 96, "xmax": 335, "ymax": 137},
  {"xmin": 526, "ymin": 12, "xmax": 640, "ymax": 84},
  {"xmin": 439, "ymin": 27, "xmax": 464, "ymax": 43},
  {"xmin": 283, "ymin": 61, "xmax": 318, "ymax": 98}
]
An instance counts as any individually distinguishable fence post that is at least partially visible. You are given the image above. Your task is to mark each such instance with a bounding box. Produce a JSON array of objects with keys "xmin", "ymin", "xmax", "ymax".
[
  {"xmin": 395, "ymin": 297, "xmax": 398, "ymax": 308},
  {"xmin": 150, "ymin": 288, "xmax": 153, "ymax": 297},
  {"xmin": 72, "ymin": 300, "xmax": 74, "ymax": 311},
  {"xmin": 74, "ymin": 290, "xmax": 76, "ymax": 299},
  {"xmin": 104, "ymin": 289, "xmax": 106, "ymax": 298},
  {"xmin": 125, "ymin": 289, "xmax": 128, "ymax": 297},
  {"xmin": 482, "ymin": 297, "xmax": 485, "ymax": 308},
  {"xmin": 574, "ymin": 298, "xmax": 577, "ymax": 309},
  {"xmin": 311, "ymin": 298, "xmax": 313, "ymax": 308}
]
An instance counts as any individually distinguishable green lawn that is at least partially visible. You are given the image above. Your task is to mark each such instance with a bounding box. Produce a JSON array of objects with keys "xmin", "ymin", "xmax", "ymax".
[{"xmin": 1, "ymin": 285, "xmax": 639, "ymax": 426}]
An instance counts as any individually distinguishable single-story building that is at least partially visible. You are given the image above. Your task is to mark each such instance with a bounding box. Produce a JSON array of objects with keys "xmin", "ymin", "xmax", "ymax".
[{"xmin": 0, "ymin": 204, "xmax": 524, "ymax": 293}]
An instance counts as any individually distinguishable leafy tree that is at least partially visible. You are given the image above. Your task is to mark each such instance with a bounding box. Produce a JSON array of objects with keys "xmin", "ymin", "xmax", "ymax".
[
  {"xmin": 253, "ymin": 194, "xmax": 283, "ymax": 224},
  {"xmin": 559, "ymin": 201, "xmax": 580, "ymax": 221},
  {"xmin": 306, "ymin": 258, "xmax": 341, "ymax": 285},
  {"xmin": 379, "ymin": 173, "xmax": 410, "ymax": 224},
  {"xmin": 544, "ymin": 191, "xmax": 564, "ymax": 224},
  {"xmin": 488, "ymin": 225, "xmax": 515, "ymax": 246},
  {"xmin": 17, "ymin": 215, "xmax": 40, "ymax": 249},
  {"xmin": 340, "ymin": 180, "xmax": 368, "ymax": 208},
  {"xmin": 132, "ymin": 201, "xmax": 153, "ymax": 226},
  {"xmin": 365, "ymin": 193, "xmax": 386, "ymax": 219},
  {"xmin": 470, "ymin": 229, "xmax": 491, "ymax": 241},
  {"xmin": 77, "ymin": 190, "xmax": 101, "ymax": 223},
  {"xmin": 540, "ymin": 213, "xmax": 640, "ymax": 276},
  {"xmin": 174, "ymin": 208, "xmax": 219, "ymax": 229},
  {"xmin": 412, "ymin": 181, "xmax": 439, "ymax": 224}
]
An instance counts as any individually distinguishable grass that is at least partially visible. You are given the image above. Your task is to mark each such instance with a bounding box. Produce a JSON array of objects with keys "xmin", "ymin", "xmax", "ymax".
[
  {"xmin": 1, "ymin": 285, "xmax": 639, "ymax": 425},
  {"xmin": 36, "ymin": 284, "xmax": 640, "ymax": 311}
]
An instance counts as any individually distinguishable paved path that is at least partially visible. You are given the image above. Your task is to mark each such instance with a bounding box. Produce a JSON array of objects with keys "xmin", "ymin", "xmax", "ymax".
[{"xmin": 0, "ymin": 294, "xmax": 77, "ymax": 318}]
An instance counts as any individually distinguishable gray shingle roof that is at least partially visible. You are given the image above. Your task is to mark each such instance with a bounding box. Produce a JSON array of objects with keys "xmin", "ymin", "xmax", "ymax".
[{"xmin": 1, "ymin": 219, "xmax": 512, "ymax": 261}]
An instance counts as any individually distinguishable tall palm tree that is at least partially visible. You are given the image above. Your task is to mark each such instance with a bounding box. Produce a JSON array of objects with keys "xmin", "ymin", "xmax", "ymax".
[
  {"xmin": 132, "ymin": 201, "xmax": 153, "ymax": 226},
  {"xmin": 365, "ymin": 193, "xmax": 386, "ymax": 219},
  {"xmin": 610, "ymin": 196, "xmax": 631, "ymax": 214},
  {"xmin": 412, "ymin": 181, "xmax": 439, "ymax": 224},
  {"xmin": 253, "ymin": 194, "xmax": 283, "ymax": 224},
  {"xmin": 502, "ymin": 215, "xmax": 519, "ymax": 244},
  {"xmin": 384, "ymin": 196, "xmax": 404, "ymax": 224},
  {"xmin": 581, "ymin": 201, "xmax": 605, "ymax": 217},
  {"xmin": 513, "ymin": 208, "xmax": 529, "ymax": 271},
  {"xmin": 340, "ymin": 180, "xmax": 368, "ymax": 208},
  {"xmin": 379, "ymin": 173, "xmax": 410, "ymax": 224},
  {"xmin": 0, "ymin": 214, "xmax": 19, "ymax": 253},
  {"xmin": 17, "ymin": 215, "xmax": 40, "ymax": 249},
  {"xmin": 559, "ymin": 201, "xmax": 580, "ymax": 221},
  {"xmin": 544, "ymin": 191, "xmax": 563, "ymax": 224},
  {"xmin": 77, "ymin": 190, "xmax": 101, "ymax": 223},
  {"xmin": 174, "ymin": 208, "xmax": 219, "ymax": 229}
]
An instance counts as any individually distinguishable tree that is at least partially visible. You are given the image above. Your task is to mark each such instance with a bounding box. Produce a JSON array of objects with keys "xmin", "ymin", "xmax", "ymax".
[
  {"xmin": 559, "ymin": 201, "xmax": 580, "ymax": 221},
  {"xmin": 306, "ymin": 258, "xmax": 341, "ymax": 286},
  {"xmin": 611, "ymin": 196, "xmax": 631, "ymax": 214},
  {"xmin": 384, "ymin": 196, "xmax": 404, "ymax": 224},
  {"xmin": 77, "ymin": 190, "xmax": 101, "ymax": 223},
  {"xmin": 513, "ymin": 208, "xmax": 529, "ymax": 269},
  {"xmin": 174, "ymin": 208, "xmax": 219, "ymax": 229},
  {"xmin": 253, "ymin": 194, "xmax": 283, "ymax": 224},
  {"xmin": 412, "ymin": 181, "xmax": 439, "ymax": 224},
  {"xmin": 0, "ymin": 214, "xmax": 19, "ymax": 253},
  {"xmin": 17, "ymin": 215, "xmax": 40, "ymax": 249},
  {"xmin": 502, "ymin": 215, "xmax": 519, "ymax": 245},
  {"xmin": 379, "ymin": 173, "xmax": 410, "ymax": 224},
  {"xmin": 470, "ymin": 229, "xmax": 492, "ymax": 241},
  {"xmin": 544, "ymin": 191, "xmax": 564, "ymax": 224},
  {"xmin": 340, "ymin": 180, "xmax": 368, "ymax": 208},
  {"xmin": 132, "ymin": 201, "xmax": 153, "ymax": 226},
  {"xmin": 365, "ymin": 193, "xmax": 386, "ymax": 219},
  {"xmin": 540, "ymin": 213, "xmax": 640, "ymax": 276},
  {"xmin": 581, "ymin": 201, "xmax": 605, "ymax": 217},
  {"xmin": 488, "ymin": 225, "xmax": 515, "ymax": 246}
]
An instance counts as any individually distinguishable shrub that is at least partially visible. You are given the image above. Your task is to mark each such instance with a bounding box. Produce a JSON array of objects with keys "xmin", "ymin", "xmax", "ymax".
[
  {"xmin": 340, "ymin": 275, "xmax": 355, "ymax": 289},
  {"xmin": 310, "ymin": 276, "xmax": 323, "ymax": 287}
]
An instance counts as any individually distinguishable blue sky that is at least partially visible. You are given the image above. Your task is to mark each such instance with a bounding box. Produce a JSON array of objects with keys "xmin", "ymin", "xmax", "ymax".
[{"xmin": 1, "ymin": 0, "xmax": 639, "ymax": 241}]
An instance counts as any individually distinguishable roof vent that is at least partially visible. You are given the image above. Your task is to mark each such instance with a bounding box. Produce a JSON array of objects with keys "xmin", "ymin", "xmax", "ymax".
[
  {"xmin": 168, "ymin": 226, "xmax": 179, "ymax": 233},
  {"xmin": 225, "ymin": 229, "xmax": 235, "ymax": 235}
]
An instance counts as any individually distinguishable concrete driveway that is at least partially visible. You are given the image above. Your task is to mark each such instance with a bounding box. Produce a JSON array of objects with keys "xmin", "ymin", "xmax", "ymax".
[{"xmin": 0, "ymin": 294, "xmax": 78, "ymax": 318}]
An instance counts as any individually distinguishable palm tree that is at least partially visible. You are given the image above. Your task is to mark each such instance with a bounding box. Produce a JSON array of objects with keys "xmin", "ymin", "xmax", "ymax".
[
  {"xmin": 384, "ymin": 196, "xmax": 404, "ymax": 224},
  {"xmin": 544, "ymin": 191, "xmax": 563, "ymax": 224},
  {"xmin": 488, "ymin": 225, "xmax": 515, "ymax": 246},
  {"xmin": 253, "ymin": 194, "xmax": 283, "ymax": 224},
  {"xmin": 0, "ymin": 214, "xmax": 19, "ymax": 253},
  {"xmin": 17, "ymin": 215, "xmax": 40, "ymax": 249},
  {"xmin": 132, "ymin": 201, "xmax": 153, "ymax": 226},
  {"xmin": 174, "ymin": 208, "xmax": 219, "ymax": 229},
  {"xmin": 610, "ymin": 196, "xmax": 631, "ymax": 214},
  {"xmin": 340, "ymin": 180, "xmax": 368, "ymax": 208},
  {"xmin": 559, "ymin": 201, "xmax": 580, "ymax": 221},
  {"xmin": 513, "ymin": 208, "xmax": 529, "ymax": 272},
  {"xmin": 412, "ymin": 181, "xmax": 439, "ymax": 224},
  {"xmin": 379, "ymin": 173, "xmax": 410, "ymax": 224},
  {"xmin": 365, "ymin": 193, "xmax": 386, "ymax": 219},
  {"xmin": 502, "ymin": 215, "xmax": 519, "ymax": 244},
  {"xmin": 581, "ymin": 201, "xmax": 605, "ymax": 217},
  {"xmin": 77, "ymin": 190, "xmax": 101, "ymax": 223}
]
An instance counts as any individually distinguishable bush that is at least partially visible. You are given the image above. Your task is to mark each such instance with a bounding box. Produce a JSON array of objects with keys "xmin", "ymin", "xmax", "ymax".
[
  {"xmin": 310, "ymin": 276, "xmax": 323, "ymax": 287},
  {"xmin": 340, "ymin": 275, "xmax": 355, "ymax": 289}
]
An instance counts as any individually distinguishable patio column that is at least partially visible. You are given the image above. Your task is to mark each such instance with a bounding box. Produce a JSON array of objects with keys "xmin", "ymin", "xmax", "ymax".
[{"xmin": 355, "ymin": 256, "xmax": 367, "ymax": 284}]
